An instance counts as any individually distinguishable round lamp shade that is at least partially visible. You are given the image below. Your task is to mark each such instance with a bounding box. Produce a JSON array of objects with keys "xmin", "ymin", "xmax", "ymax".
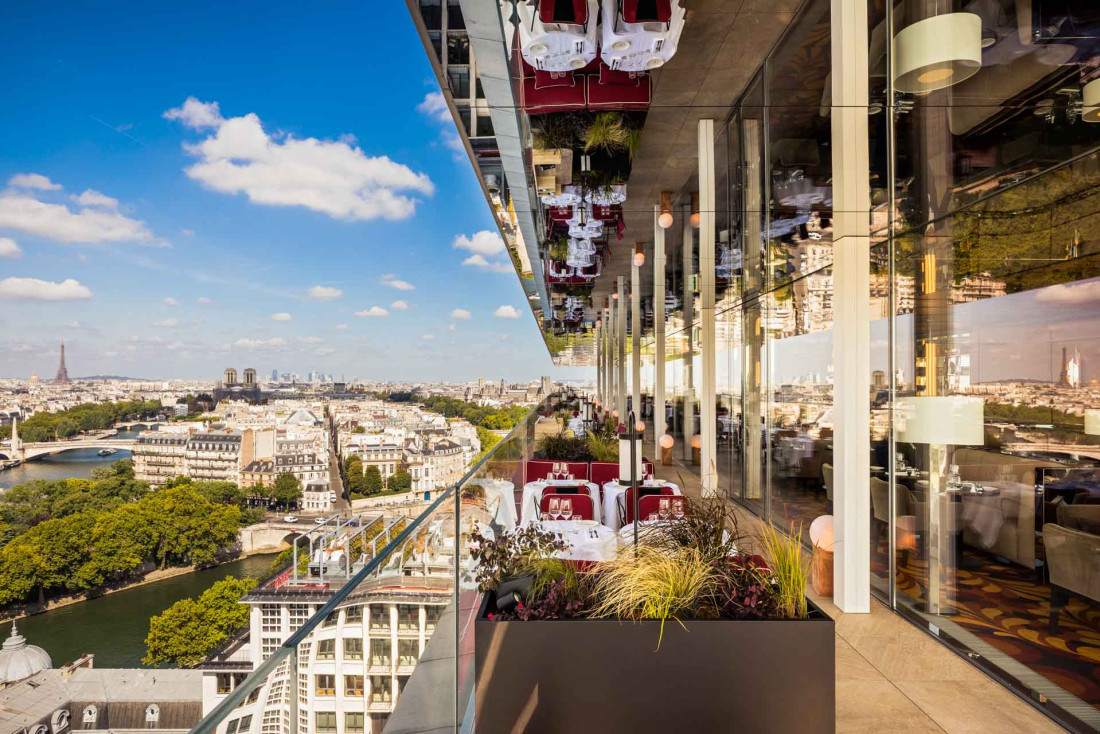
[
  {"xmin": 657, "ymin": 212, "xmax": 673, "ymax": 229},
  {"xmin": 689, "ymin": 211, "xmax": 700, "ymax": 228},
  {"xmin": 1083, "ymin": 79, "xmax": 1100, "ymax": 124},
  {"xmin": 809, "ymin": 515, "xmax": 834, "ymax": 551},
  {"xmin": 893, "ymin": 13, "xmax": 982, "ymax": 94},
  {"xmin": 690, "ymin": 434, "xmax": 701, "ymax": 449},
  {"xmin": 635, "ymin": 420, "xmax": 646, "ymax": 433},
  {"xmin": 633, "ymin": 251, "xmax": 646, "ymax": 267},
  {"xmin": 659, "ymin": 433, "xmax": 674, "ymax": 449}
]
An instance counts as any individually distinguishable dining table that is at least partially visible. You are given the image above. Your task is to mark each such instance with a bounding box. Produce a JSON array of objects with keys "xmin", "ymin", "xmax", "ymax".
[
  {"xmin": 537, "ymin": 519, "xmax": 618, "ymax": 562},
  {"xmin": 600, "ymin": 479, "xmax": 682, "ymax": 531},
  {"xmin": 474, "ymin": 478, "xmax": 518, "ymax": 531},
  {"xmin": 520, "ymin": 479, "xmax": 603, "ymax": 525}
]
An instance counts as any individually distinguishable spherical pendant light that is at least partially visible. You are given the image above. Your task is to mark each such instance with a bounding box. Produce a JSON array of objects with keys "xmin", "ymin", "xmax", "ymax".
[{"xmin": 893, "ymin": 13, "xmax": 982, "ymax": 94}]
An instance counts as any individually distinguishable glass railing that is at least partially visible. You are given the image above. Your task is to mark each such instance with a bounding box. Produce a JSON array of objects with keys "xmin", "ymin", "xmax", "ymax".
[{"xmin": 190, "ymin": 394, "xmax": 544, "ymax": 734}]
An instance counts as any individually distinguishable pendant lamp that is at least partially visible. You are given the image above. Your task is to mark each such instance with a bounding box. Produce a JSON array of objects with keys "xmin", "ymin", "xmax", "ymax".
[{"xmin": 893, "ymin": 12, "xmax": 982, "ymax": 94}]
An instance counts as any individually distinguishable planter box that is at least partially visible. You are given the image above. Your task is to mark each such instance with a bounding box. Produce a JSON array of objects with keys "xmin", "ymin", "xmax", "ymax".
[{"xmin": 474, "ymin": 594, "xmax": 835, "ymax": 733}]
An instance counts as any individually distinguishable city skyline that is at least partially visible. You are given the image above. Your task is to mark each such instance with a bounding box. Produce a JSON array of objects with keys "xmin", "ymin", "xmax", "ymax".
[{"xmin": 0, "ymin": 2, "xmax": 587, "ymax": 382}]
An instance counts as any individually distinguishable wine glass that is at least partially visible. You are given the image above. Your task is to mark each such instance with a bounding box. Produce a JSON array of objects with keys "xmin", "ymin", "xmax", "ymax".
[
  {"xmin": 560, "ymin": 498, "xmax": 573, "ymax": 522},
  {"xmin": 658, "ymin": 498, "xmax": 670, "ymax": 521},
  {"xmin": 672, "ymin": 499, "xmax": 685, "ymax": 520},
  {"xmin": 548, "ymin": 497, "xmax": 561, "ymax": 521}
]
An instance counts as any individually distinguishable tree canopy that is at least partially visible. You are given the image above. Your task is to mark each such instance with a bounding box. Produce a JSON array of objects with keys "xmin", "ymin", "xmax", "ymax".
[
  {"xmin": 143, "ymin": 576, "xmax": 256, "ymax": 667},
  {"xmin": 363, "ymin": 465, "xmax": 383, "ymax": 495},
  {"xmin": 0, "ymin": 400, "xmax": 161, "ymax": 443},
  {"xmin": 271, "ymin": 473, "xmax": 302, "ymax": 509}
]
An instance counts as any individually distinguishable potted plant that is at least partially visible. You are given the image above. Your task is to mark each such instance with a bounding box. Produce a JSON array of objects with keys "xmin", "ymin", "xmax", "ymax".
[{"xmin": 471, "ymin": 503, "xmax": 835, "ymax": 733}]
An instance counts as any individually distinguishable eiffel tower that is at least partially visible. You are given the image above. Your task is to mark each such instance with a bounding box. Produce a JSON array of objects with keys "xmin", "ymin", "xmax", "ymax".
[{"xmin": 54, "ymin": 341, "xmax": 71, "ymax": 384}]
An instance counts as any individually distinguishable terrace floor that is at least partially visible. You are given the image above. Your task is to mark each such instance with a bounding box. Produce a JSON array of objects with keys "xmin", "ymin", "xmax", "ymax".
[{"xmin": 652, "ymin": 458, "xmax": 1066, "ymax": 734}]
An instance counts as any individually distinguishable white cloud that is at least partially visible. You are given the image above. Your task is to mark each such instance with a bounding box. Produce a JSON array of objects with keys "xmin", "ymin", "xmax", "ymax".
[
  {"xmin": 1034, "ymin": 281, "xmax": 1100, "ymax": 306},
  {"xmin": 197, "ymin": 296, "xmax": 211, "ymax": 304},
  {"xmin": 181, "ymin": 229, "xmax": 196, "ymax": 236},
  {"xmin": 462, "ymin": 254, "xmax": 513, "ymax": 273},
  {"xmin": 72, "ymin": 189, "xmax": 118, "ymax": 210},
  {"xmin": 7, "ymin": 173, "xmax": 60, "ymax": 191},
  {"xmin": 333, "ymin": 323, "xmax": 349, "ymax": 331},
  {"xmin": 297, "ymin": 336, "xmax": 323, "ymax": 344},
  {"xmin": 315, "ymin": 346, "xmax": 336, "ymax": 356},
  {"xmin": 453, "ymin": 230, "xmax": 505, "ymax": 256},
  {"xmin": 417, "ymin": 91, "xmax": 451, "ymax": 122},
  {"xmin": 0, "ymin": 277, "xmax": 92, "ymax": 301},
  {"xmin": 0, "ymin": 182, "xmax": 163, "ymax": 246},
  {"xmin": 235, "ymin": 336, "xmax": 287, "ymax": 349},
  {"xmin": 450, "ymin": 308, "xmax": 471, "ymax": 320},
  {"xmin": 0, "ymin": 237, "xmax": 21, "ymax": 259},
  {"xmin": 442, "ymin": 128, "xmax": 464, "ymax": 153},
  {"xmin": 381, "ymin": 274, "xmax": 415, "ymax": 291},
  {"xmin": 153, "ymin": 318, "xmax": 178, "ymax": 327},
  {"xmin": 64, "ymin": 320, "xmax": 81, "ymax": 328},
  {"xmin": 355, "ymin": 306, "xmax": 388, "ymax": 318},
  {"xmin": 308, "ymin": 285, "xmax": 343, "ymax": 301},
  {"xmin": 270, "ymin": 312, "xmax": 292, "ymax": 322},
  {"xmin": 164, "ymin": 297, "xmax": 179, "ymax": 306},
  {"xmin": 166, "ymin": 340, "xmax": 185, "ymax": 351},
  {"xmin": 422, "ymin": 333, "xmax": 436, "ymax": 341},
  {"xmin": 494, "ymin": 305, "xmax": 521, "ymax": 319},
  {"xmin": 163, "ymin": 97, "xmax": 224, "ymax": 130},
  {"xmin": 166, "ymin": 98, "xmax": 434, "ymax": 221}
]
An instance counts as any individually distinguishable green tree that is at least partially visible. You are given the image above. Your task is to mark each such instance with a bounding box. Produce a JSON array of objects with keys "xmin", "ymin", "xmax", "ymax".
[
  {"xmin": 143, "ymin": 576, "xmax": 257, "ymax": 667},
  {"xmin": 272, "ymin": 473, "xmax": 302, "ymax": 510},
  {"xmin": 363, "ymin": 465, "xmax": 383, "ymax": 495},
  {"xmin": 388, "ymin": 470, "xmax": 412, "ymax": 493}
]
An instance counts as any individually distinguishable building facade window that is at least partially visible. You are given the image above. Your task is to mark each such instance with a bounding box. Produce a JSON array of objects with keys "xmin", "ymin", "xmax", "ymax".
[
  {"xmin": 345, "ymin": 712, "xmax": 365, "ymax": 733},
  {"xmin": 316, "ymin": 638, "xmax": 335, "ymax": 660},
  {"xmin": 315, "ymin": 674, "xmax": 335, "ymax": 696},
  {"xmin": 314, "ymin": 712, "xmax": 336, "ymax": 733},
  {"xmin": 344, "ymin": 637, "xmax": 364, "ymax": 660},
  {"xmin": 344, "ymin": 674, "xmax": 365, "ymax": 696}
]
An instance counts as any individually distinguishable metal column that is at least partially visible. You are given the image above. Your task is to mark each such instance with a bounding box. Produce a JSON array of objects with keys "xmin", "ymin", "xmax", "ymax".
[
  {"xmin": 698, "ymin": 119, "xmax": 718, "ymax": 498},
  {"xmin": 682, "ymin": 203, "xmax": 695, "ymax": 461},
  {"xmin": 654, "ymin": 205, "xmax": 667, "ymax": 458},
  {"xmin": 616, "ymin": 276, "xmax": 627, "ymax": 420}
]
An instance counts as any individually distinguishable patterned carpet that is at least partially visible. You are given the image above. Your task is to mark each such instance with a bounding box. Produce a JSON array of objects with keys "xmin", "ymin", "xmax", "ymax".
[{"xmin": 874, "ymin": 545, "xmax": 1100, "ymax": 708}]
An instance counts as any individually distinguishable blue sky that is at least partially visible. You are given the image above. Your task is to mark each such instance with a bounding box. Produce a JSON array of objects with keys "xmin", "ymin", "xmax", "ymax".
[{"xmin": 0, "ymin": 1, "xmax": 568, "ymax": 382}]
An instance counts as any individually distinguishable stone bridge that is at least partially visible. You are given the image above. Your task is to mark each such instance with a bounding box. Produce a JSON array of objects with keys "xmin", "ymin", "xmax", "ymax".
[
  {"xmin": 239, "ymin": 521, "xmax": 306, "ymax": 554},
  {"xmin": 1, "ymin": 437, "xmax": 137, "ymax": 462}
]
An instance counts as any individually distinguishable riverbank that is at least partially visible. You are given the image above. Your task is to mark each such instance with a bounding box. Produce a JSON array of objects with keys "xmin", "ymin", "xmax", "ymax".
[{"xmin": 0, "ymin": 551, "xmax": 272, "ymax": 625}]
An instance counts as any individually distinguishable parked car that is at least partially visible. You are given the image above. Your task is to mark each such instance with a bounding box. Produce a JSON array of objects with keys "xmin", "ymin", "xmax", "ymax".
[
  {"xmin": 283, "ymin": 515, "xmax": 298, "ymax": 523},
  {"xmin": 315, "ymin": 517, "xmax": 327, "ymax": 525}
]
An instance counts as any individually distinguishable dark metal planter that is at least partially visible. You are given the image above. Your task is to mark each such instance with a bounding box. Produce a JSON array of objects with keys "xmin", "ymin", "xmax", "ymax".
[{"xmin": 474, "ymin": 594, "xmax": 835, "ymax": 733}]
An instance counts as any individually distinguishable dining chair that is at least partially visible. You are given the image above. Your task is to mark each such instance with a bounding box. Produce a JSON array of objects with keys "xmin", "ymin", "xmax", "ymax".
[{"xmin": 540, "ymin": 492, "xmax": 595, "ymax": 520}]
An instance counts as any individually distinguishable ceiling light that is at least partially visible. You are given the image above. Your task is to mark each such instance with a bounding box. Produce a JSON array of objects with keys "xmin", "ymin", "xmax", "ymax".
[
  {"xmin": 689, "ymin": 192, "xmax": 700, "ymax": 228},
  {"xmin": 893, "ymin": 13, "xmax": 981, "ymax": 94},
  {"xmin": 658, "ymin": 191, "xmax": 673, "ymax": 229},
  {"xmin": 1083, "ymin": 79, "xmax": 1100, "ymax": 123},
  {"xmin": 633, "ymin": 242, "xmax": 645, "ymax": 267}
]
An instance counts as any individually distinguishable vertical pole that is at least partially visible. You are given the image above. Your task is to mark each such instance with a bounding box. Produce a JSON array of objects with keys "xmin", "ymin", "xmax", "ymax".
[
  {"xmin": 603, "ymin": 306, "xmax": 611, "ymax": 415},
  {"xmin": 654, "ymin": 206, "xmax": 667, "ymax": 459},
  {"xmin": 596, "ymin": 319, "xmax": 604, "ymax": 408},
  {"xmin": 698, "ymin": 119, "xmax": 718, "ymax": 498},
  {"xmin": 681, "ymin": 204, "xmax": 695, "ymax": 461},
  {"xmin": 617, "ymin": 276, "xmax": 627, "ymax": 421},
  {"xmin": 831, "ymin": 0, "xmax": 871, "ymax": 613},
  {"xmin": 609, "ymin": 298, "xmax": 618, "ymax": 417},
  {"xmin": 631, "ymin": 248, "xmax": 642, "ymax": 424}
]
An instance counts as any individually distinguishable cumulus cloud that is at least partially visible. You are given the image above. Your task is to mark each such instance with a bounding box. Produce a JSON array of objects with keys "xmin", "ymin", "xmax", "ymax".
[
  {"xmin": 462, "ymin": 254, "xmax": 513, "ymax": 273},
  {"xmin": 355, "ymin": 306, "xmax": 388, "ymax": 318},
  {"xmin": 308, "ymin": 285, "xmax": 343, "ymax": 301},
  {"xmin": 390, "ymin": 299, "xmax": 409, "ymax": 311},
  {"xmin": 235, "ymin": 336, "xmax": 287, "ymax": 349},
  {"xmin": 153, "ymin": 318, "xmax": 178, "ymax": 327},
  {"xmin": 270, "ymin": 312, "xmax": 292, "ymax": 322},
  {"xmin": 197, "ymin": 296, "xmax": 211, "ymax": 304},
  {"xmin": 494, "ymin": 305, "xmax": 521, "ymax": 319},
  {"xmin": 165, "ymin": 97, "xmax": 434, "ymax": 221},
  {"xmin": 381, "ymin": 274, "xmax": 415, "ymax": 291},
  {"xmin": 164, "ymin": 297, "xmax": 179, "ymax": 306},
  {"xmin": 7, "ymin": 173, "xmax": 60, "ymax": 191},
  {"xmin": 72, "ymin": 189, "xmax": 118, "ymax": 210},
  {"xmin": 454, "ymin": 230, "xmax": 505, "ymax": 256},
  {"xmin": 450, "ymin": 308, "xmax": 471, "ymax": 320},
  {"xmin": 422, "ymin": 333, "xmax": 436, "ymax": 341},
  {"xmin": 0, "ymin": 178, "xmax": 164, "ymax": 246},
  {"xmin": 417, "ymin": 91, "xmax": 452, "ymax": 122},
  {"xmin": 333, "ymin": 323, "xmax": 349, "ymax": 331},
  {"xmin": 1034, "ymin": 280, "xmax": 1100, "ymax": 306},
  {"xmin": 0, "ymin": 277, "xmax": 92, "ymax": 301},
  {"xmin": 0, "ymin": 237, "xmax": 21, "ymax": 259}
]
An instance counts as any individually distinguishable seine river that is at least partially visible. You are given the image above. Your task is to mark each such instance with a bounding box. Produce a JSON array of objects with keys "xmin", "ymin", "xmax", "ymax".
[{"xmin": 0, "ymin": 428, "xmax": 278, "ymax": 668}]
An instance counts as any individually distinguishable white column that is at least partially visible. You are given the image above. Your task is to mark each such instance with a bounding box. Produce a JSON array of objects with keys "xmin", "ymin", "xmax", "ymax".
[
  {"xmin": 603, "ymin": 306, "xmax": 611, "ymax": 412},
  {"xmin": 608, "ymin": 299, "xmax": 617, "ymax": 414},
  {"xmin": 616, "ymin": 276, "xmax": 627, "ymax": 420},
  {"xmin": 698, "ymin": 119, "xmax": 718, "ymax": 498},
  {"xmin": 681, "ymin": 204, "xmax": 695, "ymax": 461},
  {"xmin": 596, "ymin": 319, "xmax": 604, "ymax": 408},
  {"xmin": 631, "ymin": 250, "xmax": 642, "ymax": 423},
  {"xmin": 831, "ymin": 0, "xmax": 871, "ymax": 613},
  {"xmin": 654, "ymin": 206, "xmax": 667, "ymax": 458}
]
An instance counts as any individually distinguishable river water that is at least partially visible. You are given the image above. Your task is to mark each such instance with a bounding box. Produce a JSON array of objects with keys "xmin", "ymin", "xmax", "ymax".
[{"xmin": 0, "ymin": 426, "xmax": 279, "ymax": 668}]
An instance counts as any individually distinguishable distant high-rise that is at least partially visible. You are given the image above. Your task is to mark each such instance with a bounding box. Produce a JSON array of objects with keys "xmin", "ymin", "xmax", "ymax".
[
  {"xmin": 54, "ymin": 341, "xmax": 71, "ymax": 384},
  {"xmin": 271, "ymin": 368, "xmax": 279, "ymax": 381},
  {"xmin": 1059, "ymin": 347, "xmax": 1081, "ymax": 389}
]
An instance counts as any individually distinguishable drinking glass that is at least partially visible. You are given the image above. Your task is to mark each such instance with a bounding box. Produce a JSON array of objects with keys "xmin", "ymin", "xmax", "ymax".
[
  {"xmin": 548, "ymin": 497, "xmax": 561, "ymax": 520},
  {"xmin": 560, "ymin": 499, "xmax": 573, "ymax": 522},
  {"xmin": 672, "ymin": 499, "xmax": 685, "ymax": 519},
  {"xmin": 659, "ymin": 498, "xmax": 670, "ymax": 520}
]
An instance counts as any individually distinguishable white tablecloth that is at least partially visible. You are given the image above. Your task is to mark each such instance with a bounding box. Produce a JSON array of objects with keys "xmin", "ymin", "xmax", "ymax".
[
  {"xmin": 537, "ymin": 520, "xmax": 618, "ymax": 562},
  {"xmin": 475, "ymin": 479, "xmax": 517, "ymax": 531},
  {"xmin": 617, "ymin": 521, "xmax": 732, "ymax": 551},
  {"xmin": 601, "ymin": 480, "xmax": 681, "ymax": 531},
  {"xmin": 520, "ymin": 480, "xmax": 601, "ymax": 525}
]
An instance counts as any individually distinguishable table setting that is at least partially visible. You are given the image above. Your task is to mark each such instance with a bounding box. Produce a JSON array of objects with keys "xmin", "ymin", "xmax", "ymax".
[
  {"xmin": 601, "ymin": 478, "xmax": 681, "ymax": 531},
  {"xmin": 521, "ymin": 479, "xmax": 602, "ymax": 525},
  {"xmin": 536, "ymin": 519, "xmax": 618, "ymax": 562}
]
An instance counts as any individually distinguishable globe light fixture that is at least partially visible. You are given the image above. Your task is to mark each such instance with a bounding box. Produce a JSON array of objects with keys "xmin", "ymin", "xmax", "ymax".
[
  {"xmin": 635, "ymin": 420, "xmax": 646, "ymax": 433},
  {"xmin": 612, "ymin": 409, "xmax": 620, "ymax": 419},
  {"xmin": 657, "ymin": 191, "xmax": 673, "ymax": 229},
  {"xmin": 689, "ymin": 192, "xmax": 700, "ymax": 228},
  {"xmin": 690, "ymin": 434, "xmax": 701, "ymax": 449},
  {"xmin": 659, "ymin": 433, "xmax": 674, "ymax": 449},
  {"xmin": 893, "ymin": 12, "xmax": 981, "ymax": 94},
  {"xmin": 1083, "ymin": 79, "xmax": 1100, "ymax": 124},
  {"xmin": 633, "ymin": 242, "xmax": 646, "ymax": 267}
]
